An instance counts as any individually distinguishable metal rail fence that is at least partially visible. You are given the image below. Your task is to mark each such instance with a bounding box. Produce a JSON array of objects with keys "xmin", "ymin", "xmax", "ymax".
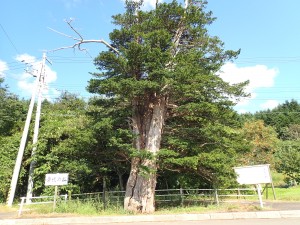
[{"xmin": 18, "ymin": 188, "xmax": 258, "ymax": 216}]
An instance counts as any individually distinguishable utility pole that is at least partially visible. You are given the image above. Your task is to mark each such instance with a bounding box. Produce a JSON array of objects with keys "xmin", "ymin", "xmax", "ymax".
[
  {"xmin": 26, "ymin": 52, "xmax": 47, "ymax": 203},
  {"xmin": 7, "ymin": 52, "xmax": 47, "ymax": 206}
]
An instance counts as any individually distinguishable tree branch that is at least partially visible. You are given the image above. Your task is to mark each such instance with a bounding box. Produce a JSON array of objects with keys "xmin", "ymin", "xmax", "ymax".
[
  {"xmin": 47, "ymin": 27, "xmax": 80, "ymax": 41},
  {"xmin": 47, "ymin": 19, "xmax": 119, "ymax": 54},
  {"xmin": 199, "ymin": 142, "xmax": 219, "ymax": 148},
  {"xmin": 65, "ymin": 18, "xmax": 84, "ymax": 40}
]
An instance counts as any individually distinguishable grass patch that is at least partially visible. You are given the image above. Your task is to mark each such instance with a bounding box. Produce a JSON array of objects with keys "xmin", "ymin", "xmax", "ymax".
[
  {"xmin": 18, "ymin": 200, "xmax": 263, "ymax": 218},
  {"xmin": 274, "ymin": 186, "xmax": 300, "ymax": 201},
  {"xmin": 155, "ymin": 203, "xmax": 218, "ymax": 214},
  {"xmin": 0, "ymin": 204, "xmax": 18, "ymax": 213},
  {"xmin": 154, "ymin": 203, "xmax": 261, "ymax": 215},
  {"xmin": 56, "ymin": 201, "xmax": 100, "ymax": 215},
  {"xmin": 20, "ymin": 200, "xmax": 133, "ymax": 217},
  {"xmin": 54, "ymin": 200, "xmax": 133, "ymax": 216}
]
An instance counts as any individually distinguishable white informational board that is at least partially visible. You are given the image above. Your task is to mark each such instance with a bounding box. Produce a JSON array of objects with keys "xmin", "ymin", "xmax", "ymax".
[
  {"xmin": 45, "ymin": 173, "xmax": 69, "ymax": 186},
  {"xmin": 234, "ymin": 164, "xmax": 272, "ymax": 185}
]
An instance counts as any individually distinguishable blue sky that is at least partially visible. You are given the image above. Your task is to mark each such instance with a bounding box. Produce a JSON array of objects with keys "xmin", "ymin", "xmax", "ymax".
[{"xmin": 1, "ymin": 0, "xmax": 300, "ymax": 113}]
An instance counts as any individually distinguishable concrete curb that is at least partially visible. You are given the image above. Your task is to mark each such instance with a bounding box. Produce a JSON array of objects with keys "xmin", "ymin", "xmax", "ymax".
[{"xmin": 1, "ymin": 210, "xmax": 300, "ymax": 225}]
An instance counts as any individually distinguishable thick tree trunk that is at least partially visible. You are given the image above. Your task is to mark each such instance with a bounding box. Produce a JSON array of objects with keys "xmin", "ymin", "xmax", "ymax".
[
  {"xmin": 124, "ymin": 96, "xmax": 166, "ymax": 213},
  {"xmin": 124, "ymin": 0, "xmax": 188, "ymax": 214}
]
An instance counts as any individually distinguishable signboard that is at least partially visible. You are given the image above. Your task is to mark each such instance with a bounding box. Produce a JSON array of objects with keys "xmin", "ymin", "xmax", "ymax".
[
  {"xmin": 234, "ymin": 164, "xmax": 272, "ymax": 185},
  {"xmin": 45, "ymin": 173, "xmax": 69, "ymax": 186}
]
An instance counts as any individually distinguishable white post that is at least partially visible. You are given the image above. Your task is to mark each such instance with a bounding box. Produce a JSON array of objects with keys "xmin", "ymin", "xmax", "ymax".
[
  {"xmin": 26, "ymin": 52, "xmax": 47, "ymax": 203},
  {"xmin": 256, "ymin": 184, "xmax": 264, "ymax": 208},
  {"xmin": 53, "ymin": 186, "xmax": 58, "ymax": 211},
  {"xmin": 6, "ymin": 58, "xmax": 44, "ymax": 206},
  {"xmin": 64, "ymin": 194, "xmax": 68, "ymax": 202},
  {"xmin": 214, "ymin": 189, "xmax": 219, "ymax": 206},
  {"xmin": 18, "ymin": 197, "xmax": 26, "ymax": 217},
  {"xmin": 271, "ymin": 182, "xmax": 277, "ymax": 200}
]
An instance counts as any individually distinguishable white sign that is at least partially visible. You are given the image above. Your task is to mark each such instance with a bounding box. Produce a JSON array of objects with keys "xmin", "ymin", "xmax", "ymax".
[
  {"xmin": 45, "ymin": 173, "xmax": 69, "ymax": 186},
  {"xmin": 234, "ymin": 164, "xmax": 272, "ymax": 185}
]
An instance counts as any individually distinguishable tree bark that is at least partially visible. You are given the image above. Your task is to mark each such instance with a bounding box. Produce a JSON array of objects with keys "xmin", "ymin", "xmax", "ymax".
[{"xmin": 124, "ymin": 96, "xmax": 166, "ymax": 213}]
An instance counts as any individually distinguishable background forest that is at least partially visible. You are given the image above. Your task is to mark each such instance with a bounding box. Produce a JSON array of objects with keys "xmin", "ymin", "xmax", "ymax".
[{"xmin": 1, "ymin": 76, "xmax": 300, "ymax": 203}]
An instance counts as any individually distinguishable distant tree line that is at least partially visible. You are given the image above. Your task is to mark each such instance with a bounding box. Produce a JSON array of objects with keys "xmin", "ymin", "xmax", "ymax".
[{"xmin": 1, "ymin": 75, "xmax": 300, "ymax": 203}]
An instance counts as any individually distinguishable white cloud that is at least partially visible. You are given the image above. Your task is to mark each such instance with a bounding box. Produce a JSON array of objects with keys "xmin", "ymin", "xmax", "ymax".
[
  {"xmin": 18, "ymin": 79, "xmax": 35, "ymax": 94},
  {"xmin": 219, "ymin": 62, "xmax": 278, "ymax": 91},
  {"xmin": 120, "ymin": 0, "xmax": 164, "ymax": 10},
  {"xmin": 15, "ymin": 54, "xmax": 36, "ymax": 64},
  {"xmin": 43, "ymin": 64, "xmax": 59, "ymax": 101},
  {"xmin": 260, "ymin": 100, "xmax": 279, "ymax": 110},
  {"xmin": 142, "ymin": 0, "xmax": 163, "ymax": 9},
  {"xmin": 0, "ymin": 60, "xmax": 8, "ymax": 77},
  {"xmin": 218, "ymin": 62, "xmax": 278, "ymax": 108},
  {"xmin": 15, "ymin": 54, "xmax": 57, "ymax": 99}
]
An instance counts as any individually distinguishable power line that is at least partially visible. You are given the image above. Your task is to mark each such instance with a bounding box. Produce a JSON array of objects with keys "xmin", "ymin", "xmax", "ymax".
[{"xmin": 0, "ymin": 23, "xmax": 20, "ymax": 54}]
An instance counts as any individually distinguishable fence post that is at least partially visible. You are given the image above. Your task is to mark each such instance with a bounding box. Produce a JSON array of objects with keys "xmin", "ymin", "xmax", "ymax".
[
  {"xmin": 68, "ymin": 190, "xmax": 72, "ymax": 201},
  {"xmin": 102, "ymin": 177, "xmax": 107, "ymax": 210},
  {"xmin": 256, "ymin": 184, "xmax": 264, "ymax": 208},
  {"xmin": 214, "ymin": 189, "xmax": 219, "ymax": 206},
  {"xmin": 271, "ymin": 182, "xmax": 277, "ymax": 200},
  {"xmin": 64, "ymin": 194, "xmax": 68, "ymax": 202},
  {"xmin": 237, "ymin": 188, "xmax": 241, "ymax": 199},
  {"xmin": 53, "ymin": 186, "xmax": 58, "ymax": 211},
  {"xmin": 18, "ymin": 197, "xmax": 26, "ymax": 217},
  {"xmin": 180, "ymin": 188, "xmax": 184, "ymax": 206}
]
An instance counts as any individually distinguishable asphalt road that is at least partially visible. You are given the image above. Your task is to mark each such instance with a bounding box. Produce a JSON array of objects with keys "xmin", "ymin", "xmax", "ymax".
[
  {"xmin": 1, "ymin": 201, "xmax": 300, "ymax": 224},
  {"xmin": 50, "ymin": 218, "xmax": 300, "ymax": 225},
  {"xmin": 265, "ymin": 201, "xmax": 300, "ymax": 210},
  {"xmin": 0, "ymin": 211, "xmax": 15, "ymax": 219}
]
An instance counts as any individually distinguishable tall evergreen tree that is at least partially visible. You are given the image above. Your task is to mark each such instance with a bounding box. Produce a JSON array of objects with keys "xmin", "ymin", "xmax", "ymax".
[{"xmin": 88, "ymin": 0, "xmax": 247, "ymax": 213}]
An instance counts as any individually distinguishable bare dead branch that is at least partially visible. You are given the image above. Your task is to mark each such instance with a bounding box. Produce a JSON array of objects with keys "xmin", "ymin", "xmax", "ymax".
[
  {"xmin": 48, "ymin": 20, "xmax": 119, "ymax": 55},
  {"xmin": 161, "ymin": 84, "xmax": 170, "ymax": 93},
  {"xmin": 78, "ymin": 40, "xmax": 119, "ymax": 53},
  {"xmin": 48, "ymin": 44, "xmax": 79, "ymax": 52},
  {"xmin": 199, "ymin": 142, "xmax": 219, "ymax": 148},
  {"xmin": 65, "ymin": 19, "xmax": 84, "ymax": 40},
  {"xmin": 167, "ymin": 103, "xmax": 178, "ymax": 109},
  {"xmin": 47, "ymin": 27, "xmax": 81, "ymax": 41},
  {"xmin": 48, "ymin": 39, "xmax": 119, "ymax": 54}
]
